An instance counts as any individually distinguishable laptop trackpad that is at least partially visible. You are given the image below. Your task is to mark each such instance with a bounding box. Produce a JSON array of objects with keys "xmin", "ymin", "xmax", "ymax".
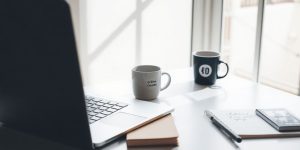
[{"xmin": 101, "ymin": 112, "xmax": 146, "ymax": 129}]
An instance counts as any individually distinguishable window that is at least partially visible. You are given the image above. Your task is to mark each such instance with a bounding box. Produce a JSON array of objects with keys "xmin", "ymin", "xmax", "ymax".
[
  {"xmin": 260, "ymin": 0, "xmax": 300, "ymax": 94},
  {"xmin": 221, "ymin": 0, "xmax": 259, "ymax": 79},
  {"xmin": 68, "ymin": 0, "xmax": 300, "ymax": 95},
  {"xmin": 221, "ymin": 0, "xmax": 300, "ymax": 95}
]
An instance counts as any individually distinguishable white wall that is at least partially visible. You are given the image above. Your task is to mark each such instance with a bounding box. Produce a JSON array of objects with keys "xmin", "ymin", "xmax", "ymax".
[
  {"xmin": 66, "ymin": 0, "xmax": 89, "ymax": 85},
  {"xmin": 66, "ymin": 0, "xmax": 80, "ymax": 45},
  {"xmin": 86, "ymin": 0, "xmax": 192, "ymax": 86},
  {"xmin": 67, "ymin": 0, "xmax": 192, "ymax": 86}
]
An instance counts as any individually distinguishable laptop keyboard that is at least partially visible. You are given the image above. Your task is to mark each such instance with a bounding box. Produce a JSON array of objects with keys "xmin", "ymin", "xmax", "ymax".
[{"xmin": 85, "ymin": 96, "xmax": 128, "ymax": 124}]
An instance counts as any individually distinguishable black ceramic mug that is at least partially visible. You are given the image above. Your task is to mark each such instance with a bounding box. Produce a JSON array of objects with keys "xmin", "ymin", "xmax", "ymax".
[{"xmin": 193, "ymin": 51, "xmax": 229, "ymax": 85}]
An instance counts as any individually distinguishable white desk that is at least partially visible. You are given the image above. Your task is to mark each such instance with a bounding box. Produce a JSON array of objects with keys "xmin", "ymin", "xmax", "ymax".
[{"xmin": 88, "ymin": 68, "xmax": 300, "ymax": 150}]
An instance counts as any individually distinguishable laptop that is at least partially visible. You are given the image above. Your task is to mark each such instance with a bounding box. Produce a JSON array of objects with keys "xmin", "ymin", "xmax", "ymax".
[{"xmin": 0, "ymin": 0, "xmax": 173, "ymax": 149}]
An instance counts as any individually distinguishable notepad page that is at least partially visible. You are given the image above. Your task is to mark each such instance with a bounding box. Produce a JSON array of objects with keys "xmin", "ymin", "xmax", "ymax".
[{"xmin": 209, "ymin": 110, "xmax": 300, "ymax": 138}]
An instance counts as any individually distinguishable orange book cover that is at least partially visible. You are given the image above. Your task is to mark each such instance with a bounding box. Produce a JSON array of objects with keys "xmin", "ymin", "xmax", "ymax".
[{"xmin": 126, "ymin": 114, "xmax": 178, "ymax": 147}]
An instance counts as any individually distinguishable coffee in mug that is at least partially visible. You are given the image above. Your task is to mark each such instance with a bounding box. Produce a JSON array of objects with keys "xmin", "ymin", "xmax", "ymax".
[
  {"xmin": 193, "ymin": 51, "xmax": 229, "ymax": 85},
  {"xmin": 132, "ymin": 65, "xmax": 171, "ymax": 100}
]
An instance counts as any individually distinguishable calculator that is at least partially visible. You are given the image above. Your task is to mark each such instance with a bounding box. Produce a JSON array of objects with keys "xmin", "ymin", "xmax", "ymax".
[{"xmin": 256, "ymin": 108, "xmax": 300, "ymax": 132}]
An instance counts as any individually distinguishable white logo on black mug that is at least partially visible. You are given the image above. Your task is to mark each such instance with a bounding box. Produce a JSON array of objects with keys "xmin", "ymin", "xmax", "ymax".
[{"xmin": 199, "ymin": 64, "xmax": 212, "ymax": 77}]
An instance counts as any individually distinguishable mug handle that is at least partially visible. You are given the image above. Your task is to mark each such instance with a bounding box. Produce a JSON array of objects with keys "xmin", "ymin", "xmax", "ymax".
[
  {"xmin": 160, "ymin": 72, "xmax": 171, "ymax": 91},
  {"xmin": 217, "ymin": 61, "xmax": 229, "ymax": 79}
]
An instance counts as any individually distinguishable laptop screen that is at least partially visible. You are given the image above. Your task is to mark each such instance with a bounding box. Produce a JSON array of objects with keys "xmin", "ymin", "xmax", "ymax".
[{"xmin": 0, "ymin": 0, "xmax": 93, "ymax": 149}]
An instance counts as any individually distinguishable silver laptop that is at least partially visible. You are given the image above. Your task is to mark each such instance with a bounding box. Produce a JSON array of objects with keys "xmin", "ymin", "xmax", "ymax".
[
  {"xmin": 85, "ymin": 94, "xmax": 173, "ymax": 147},
  {"xmin": 0, "ymin": 0, "xmax": 173, "ymax": 149}
]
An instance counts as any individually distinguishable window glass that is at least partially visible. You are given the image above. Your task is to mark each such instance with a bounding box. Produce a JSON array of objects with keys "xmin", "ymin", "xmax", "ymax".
[
  {"xmin": 221, "ymin": 0, "xmax": 259, "ymax": 79},
  {"xmin": 260, "ymin": 0, "xmax": 300, "ymax": 94}
]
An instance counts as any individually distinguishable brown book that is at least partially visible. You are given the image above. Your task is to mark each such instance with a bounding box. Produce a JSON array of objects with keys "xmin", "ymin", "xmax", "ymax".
[{"xmin": 126, "ymin": 114, "xmax": 179, "ymax": 147}]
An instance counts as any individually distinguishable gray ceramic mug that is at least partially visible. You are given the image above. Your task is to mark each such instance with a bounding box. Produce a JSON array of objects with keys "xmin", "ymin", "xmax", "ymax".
[{"xmin": 132, "ymin": 65, "xmax": 171, "ymax": 100}]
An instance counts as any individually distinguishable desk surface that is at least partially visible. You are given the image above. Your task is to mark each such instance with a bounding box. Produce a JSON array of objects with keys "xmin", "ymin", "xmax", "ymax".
[
  {"xmin": 87, "ymin": 68, "xmax": 300, "ymax": 150},
  {"xmin": 1, "ymin": 68, "xmax": 300, "ymax": 150}
]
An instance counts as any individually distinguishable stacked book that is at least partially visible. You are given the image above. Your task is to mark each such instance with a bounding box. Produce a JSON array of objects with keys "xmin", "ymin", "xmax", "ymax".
[{"xmin": 126, "ymin": 114, "xmax": 178, "ymax": 147}]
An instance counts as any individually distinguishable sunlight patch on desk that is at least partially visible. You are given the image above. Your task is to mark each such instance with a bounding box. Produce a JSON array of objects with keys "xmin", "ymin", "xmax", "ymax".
[
  {"xmin": 161, "ymin": 88, "xmax": 226, "ymax": 107},
  {"xmin": 185, "ymin": 88, "xmax": 226, "ymax": 102},
  {"xmin": 162, "ymin": 95, "xmax": 194, "ymax": 107}
]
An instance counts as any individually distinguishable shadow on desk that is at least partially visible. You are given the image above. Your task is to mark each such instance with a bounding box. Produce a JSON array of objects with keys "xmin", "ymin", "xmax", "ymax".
[
  {"xmin": 128, "ymin": 146, "xmax": 176, "ymax": 150},
  {"xmin": 0, "ymin": 127, "xmax": 76, "ymax": 150},
  {"xmin": 98, "ymin": 136, "xmax": 177, "ymax": 150}
]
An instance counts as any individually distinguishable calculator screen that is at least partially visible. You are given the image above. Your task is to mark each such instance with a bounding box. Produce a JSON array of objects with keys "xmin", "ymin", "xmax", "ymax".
[{"xmin": 262, "ymin": 109, "xmax": 300, "ymax": 126}]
